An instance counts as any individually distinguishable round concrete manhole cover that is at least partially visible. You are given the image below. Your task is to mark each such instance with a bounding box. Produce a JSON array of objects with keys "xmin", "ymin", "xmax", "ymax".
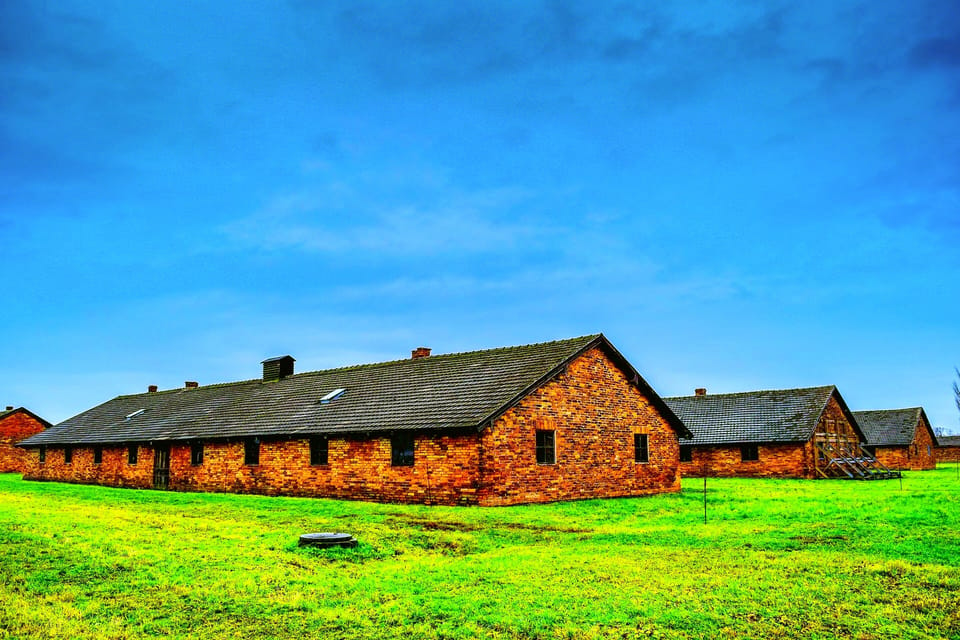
[{"xmin": 298, "ymin": 532, "xmax": 358, "ymax": 548}]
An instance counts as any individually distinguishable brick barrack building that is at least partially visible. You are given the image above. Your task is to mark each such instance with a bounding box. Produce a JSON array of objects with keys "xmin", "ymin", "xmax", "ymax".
[
  {"xmin": 18, "ymin": 335, "xmax": 692, "ymax": 505},
  {"xmin": 0, "ymin": 407, "xmax": 50, "ymax": 473},
  {"xmin": 853, "ymin": 407, "xmax": 938, "ymax": 471},
  {"xmin": 665, "ymin": 386, "xmax": 897, "ymax": 480},
  {"xmin": 936, "ymin": 435, "xmax": 960, "ymax": 464}
]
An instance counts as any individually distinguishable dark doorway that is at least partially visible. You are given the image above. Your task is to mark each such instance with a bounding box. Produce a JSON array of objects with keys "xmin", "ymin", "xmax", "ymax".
[{"xmin": 153, "ymin": 445, "xmax": 171, "ymax": 489}]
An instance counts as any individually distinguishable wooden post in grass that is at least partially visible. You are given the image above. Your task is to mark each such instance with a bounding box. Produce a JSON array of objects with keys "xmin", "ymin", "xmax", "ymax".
[
  {"xmin": 703, "ymin": 463, "xmax": 708, "ymax": 525},
  {"xmin": 899, "ymin": 466, "xmax": 903, "ymax": 491}
]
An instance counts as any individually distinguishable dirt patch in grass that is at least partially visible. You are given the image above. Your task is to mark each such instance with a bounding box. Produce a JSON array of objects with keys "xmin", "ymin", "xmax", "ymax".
[
  {"xmin": 386, "ymin": 516, "xmax": 589, "ymax": 534},
  {"xmin": 790, "ymin": 535, "xmax": 849, "ymax": 544}
]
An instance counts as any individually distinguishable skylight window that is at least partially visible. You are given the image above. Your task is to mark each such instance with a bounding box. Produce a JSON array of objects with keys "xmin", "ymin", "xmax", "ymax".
[
  {"xmin": 125, "ymin": 408, "xmax": 147, "ymax": 420},
  {"xmin": 320, "ymin": 388, "xmax": 346, "ymax": 404}
]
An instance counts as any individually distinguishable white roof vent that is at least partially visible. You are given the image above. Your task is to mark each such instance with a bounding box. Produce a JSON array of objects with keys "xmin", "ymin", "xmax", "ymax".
[
  {"xmin": 320, "ymin": 388, "xmax": 346, "ymax": 404},
  {"xmin": 125, "ymin": 408, "xmax": 147, "ymax": 420}
]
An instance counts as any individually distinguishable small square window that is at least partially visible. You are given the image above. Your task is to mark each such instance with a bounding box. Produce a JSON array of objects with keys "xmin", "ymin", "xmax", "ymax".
[
  {"xmin": 536, "ymin": 430, "xmax": 556, "ymax": 465},
  {"xmin": 310, "ymin": 437, "xmax": 329, "ymax": 466},
  {"xmin": 634, "ymin": 434, "xmax": 649, "ymax": 463},
  {"xmin": 741, "ymin": 444, "xmax": 759, "ymax": 461},
  {"xmin": 244, "ymin": 438, "xmax": 260, "ymax": 466},
  {"xmin": 190, "ymin": 442, "xmax": 204, "ymax": 466},
  {"xmin": 391, "ymin": 433, "xmax": 415, "ymax": 466},
  {"xmin": 128, "ymin": 445, "xmax": 138, "ymax": 465},
  {"xmin": 93, "ymin": 446, "xmax": 103, "ymax": 465},
  {"xmin": 38, "ymin": 446, "xmax": 46, "ymax": 464},
  {"xmin": 679, "ymin": 445, "xmax": 692, "ymax": 463},
  {"xmin": 64, "ymin": 446, "xmax": 73, "ymax": 464}
]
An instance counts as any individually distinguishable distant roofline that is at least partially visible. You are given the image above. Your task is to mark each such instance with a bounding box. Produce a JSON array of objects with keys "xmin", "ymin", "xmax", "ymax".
[
  {"xmin": 664, "ymin": 384, "xmax": 837, "ymax": 401},
  {"xmin": 0, "ymin": 407, "xmax": 53, "ymax": 429}
]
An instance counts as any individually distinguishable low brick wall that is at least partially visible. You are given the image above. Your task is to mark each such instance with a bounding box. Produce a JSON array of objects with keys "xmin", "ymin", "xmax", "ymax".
[
  {"xmin": 23, "ymin": 435, "xmax": 481, "ymax": 505},
  {"xmin": 0, "ymin": 412, "xmax": 47, "ymax": 473},
  {"xmin": 25, "ymin": 445, "xmax": 156, "ymax": 488},
  {"xmin": 171, "ymin": 433, "xmax": 481, "ymax": 505},
  {"xmin": 936, "ymin": 446, "xmax": 960, "ymax": 464},
  {"xmin": 680, "ymin": 442, "xmax": 813, "ymax": 479}
]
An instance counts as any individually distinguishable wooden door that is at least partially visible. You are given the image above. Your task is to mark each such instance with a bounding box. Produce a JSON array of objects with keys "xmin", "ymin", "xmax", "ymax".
[{"xmin": 153, "ymin": 445, "xmax": 171, "ymax": 489}]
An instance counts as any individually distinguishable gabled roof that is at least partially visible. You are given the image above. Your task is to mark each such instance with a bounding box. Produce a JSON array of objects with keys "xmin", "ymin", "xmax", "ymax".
[
  {"xmin": 664, "ymin": 386, "xmax": 861, "ymax": 446},
  {"xmin": 20, "ymin": 334, "xmax": 689, "ymax": 447},
  {"xmin": 853, "ymin": 407, "xmax": 938, "ymax": 447},
  {"xmin": 0, "ymin": 407, "xmax": 52, "ymax": 429}
]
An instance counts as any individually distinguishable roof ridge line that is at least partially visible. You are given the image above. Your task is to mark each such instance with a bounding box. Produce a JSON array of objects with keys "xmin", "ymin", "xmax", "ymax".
[
  {"xmin": 664, "ymin": 384, "xmax": 836, "ymax": 400},
  {"xmin": 113, "ymin": 334, "xmax": 603, "ymax": 399}
]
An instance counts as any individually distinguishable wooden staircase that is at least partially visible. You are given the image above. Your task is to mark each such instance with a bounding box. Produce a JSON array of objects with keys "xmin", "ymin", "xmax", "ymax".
[{"xmin": 815, "ymin": 440, "xmax": 900, "ymax": 480}]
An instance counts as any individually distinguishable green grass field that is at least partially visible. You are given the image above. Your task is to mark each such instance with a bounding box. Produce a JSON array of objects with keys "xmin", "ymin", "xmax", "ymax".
[{"xmin": 1, "ymin": 468, "xmax": 958, "ymax": 639}]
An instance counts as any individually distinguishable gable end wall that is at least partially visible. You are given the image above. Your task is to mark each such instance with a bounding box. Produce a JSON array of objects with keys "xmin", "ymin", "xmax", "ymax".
[
  {"xmin": 871, "ymin": 415, "xmax": 936, "ymax": 471},
  {"xmin": 477, "ymin": 347, "xmax": 680, "ymax": 505},
  {"xmin": 0, "ymin": 413, "xmax": 47, "ymax": 473}
]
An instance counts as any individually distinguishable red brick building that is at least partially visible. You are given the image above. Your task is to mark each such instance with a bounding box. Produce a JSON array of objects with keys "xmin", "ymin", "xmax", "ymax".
[
  {"xmin": 0, "ymin": 407, "xmax": 51, "ymax": 473},
  {"xmin": 665, "ymin": 386, "xmax": 896, "ymax": 480},
  {"xmin": 853, "ymin": 408, "xmax": 938, "ymax": 471},
  {"xmin": 18, "ymin": 335, "xmax": 691, "ymax": 505},
  {"xmin": 935, "ymin": 435, "xmax": 960, "ymax": 464}
]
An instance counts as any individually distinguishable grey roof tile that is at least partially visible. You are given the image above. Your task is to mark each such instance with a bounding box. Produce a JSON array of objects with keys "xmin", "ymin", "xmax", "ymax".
[
  {"xmin": 938, "ymin": 435, "xmax": 960, "ymax": 447},
  {"xmin": 21, "ymin": 334, "xmax": 689, "ymax": 446},
  {"xmin": 853, "ymin": 408, "xmax": 927, "ymax": 447},
  {"xmin": 665, "ymin": 386, "xmax": 839, "ymax": 445}
]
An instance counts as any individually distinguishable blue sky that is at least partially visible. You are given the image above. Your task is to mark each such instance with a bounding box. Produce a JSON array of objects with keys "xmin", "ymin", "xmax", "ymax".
[{"xmin": 2, "ymin": 1, "xmax": 959, "ymax": 431}]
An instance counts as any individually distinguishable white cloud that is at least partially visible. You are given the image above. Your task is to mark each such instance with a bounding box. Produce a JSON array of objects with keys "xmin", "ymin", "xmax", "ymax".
[{"xmin": 221, "ymin": 181, "xmax": 544, "ymax": 255}]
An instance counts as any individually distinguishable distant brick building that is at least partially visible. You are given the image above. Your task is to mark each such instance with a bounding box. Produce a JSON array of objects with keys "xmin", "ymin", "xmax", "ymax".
[
  {"xmin": 0, "ymin": 407, "xmax": 50, "ymax": 472},
  {"xmin": 935, "ymin": 435, "xmax": 960, "ymax": 464},
  {"xmin": 665, "ymin": 386, "xmax": 894, "ymax": 480},
  {"xmin": 19, "ymin": 335, "xmax": 691, "ymax": 505},
  {"xmin": 853, "ymin": 408, "xmax": 938, "ymax": 471}
]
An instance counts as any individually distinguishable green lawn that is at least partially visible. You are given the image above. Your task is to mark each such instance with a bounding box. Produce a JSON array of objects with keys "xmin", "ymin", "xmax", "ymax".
[{"xmin": 1, "ymin": 468, "xmax": 958, "ymax": 639}]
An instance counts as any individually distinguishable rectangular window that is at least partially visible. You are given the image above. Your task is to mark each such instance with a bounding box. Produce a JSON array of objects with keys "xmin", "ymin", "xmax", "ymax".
[
  {"xmin": 64, "ymin": 446, "xmax": 73, "ymax": 464},
  {"xmin": 535, "ymin": 430, "xmax": 556, "ymax": 465},
  {"xmin": 190, "ymin": 442, "xmax": 204, "ymax": 466},
  {"xmin": 391, "ymin": 433, "xmax": 415, "ymax": 467},
  {"xmin": 244, "ymin": 438, "xmax": 260, "ymax": 466},
  {"xmin": 634, "ymin": 434, "xmax": 649, "ymax": 463},
  {"xmin": 93, "ymin": 446, "xmax": 102, "ymax": 464},
  {"xmin": 310, "ymin": 436, "xmax": 328, "ymax": 466},
  {"xmin": 128, "ymin": 445, "xmax": 138, "ymax": 465},
  {"xmin": 679, "ymin": 445, "xmax": 692, "ymax": 463},
  {"xmin": 741, "ymin": 444, "xmax": 759, "ymax": 461},
  {"xmin": 38, "ymin": 446, "xmax": 46, "ymax": 464}
]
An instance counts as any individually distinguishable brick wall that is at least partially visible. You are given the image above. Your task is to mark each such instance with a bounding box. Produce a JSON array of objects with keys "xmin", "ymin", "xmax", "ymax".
[
  {"xmin": 872, "ymin": 416, "xmax": 937, "ymax": 471},
  {"xmin": 170, "ymin": 433, "xmax": 481, "ymax": 505},
  {"xmin": 0, "ymin": 412, "xmax": 47, "ymax": 473},
  {"xmin": 20, "ymin": 347, "xmax": 682, "ymax": 505},
  {"xmin": 478, "ymin": 347, "xmax": 681, "ymax": 505},
  {"xmin": 24, "ymin": 445, "xmax": 155, "ymax": 488},
  {"xmin": 23, "ymin": 435, "xmax": 480, "ymax": 504},
  {"xmin": 936, "ymin": 446, "xmax": 960, "ymax": 464},
  {"xmin": 680, "ymin": 442, "xmax": 814, "ymax": 478}
]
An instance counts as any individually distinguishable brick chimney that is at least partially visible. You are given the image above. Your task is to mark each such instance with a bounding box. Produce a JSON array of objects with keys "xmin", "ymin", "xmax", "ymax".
[
  {"xmin": 148, "ymin": 385, "xmax": 158, "ymax": 393},
  {"xmin": 695, "ymin": 388, "xmax": 707, "ymax": 396},
  {"xmin": 411, "ymin": 347, "xmax": 431, "ymax": 359},
  {"xmin": 261, "ymin": 355, "xmax": 295, "ymax": 381},
  {"xmin": 185, "ymin": 381, "xmax": 199, "ymax": 389}
]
